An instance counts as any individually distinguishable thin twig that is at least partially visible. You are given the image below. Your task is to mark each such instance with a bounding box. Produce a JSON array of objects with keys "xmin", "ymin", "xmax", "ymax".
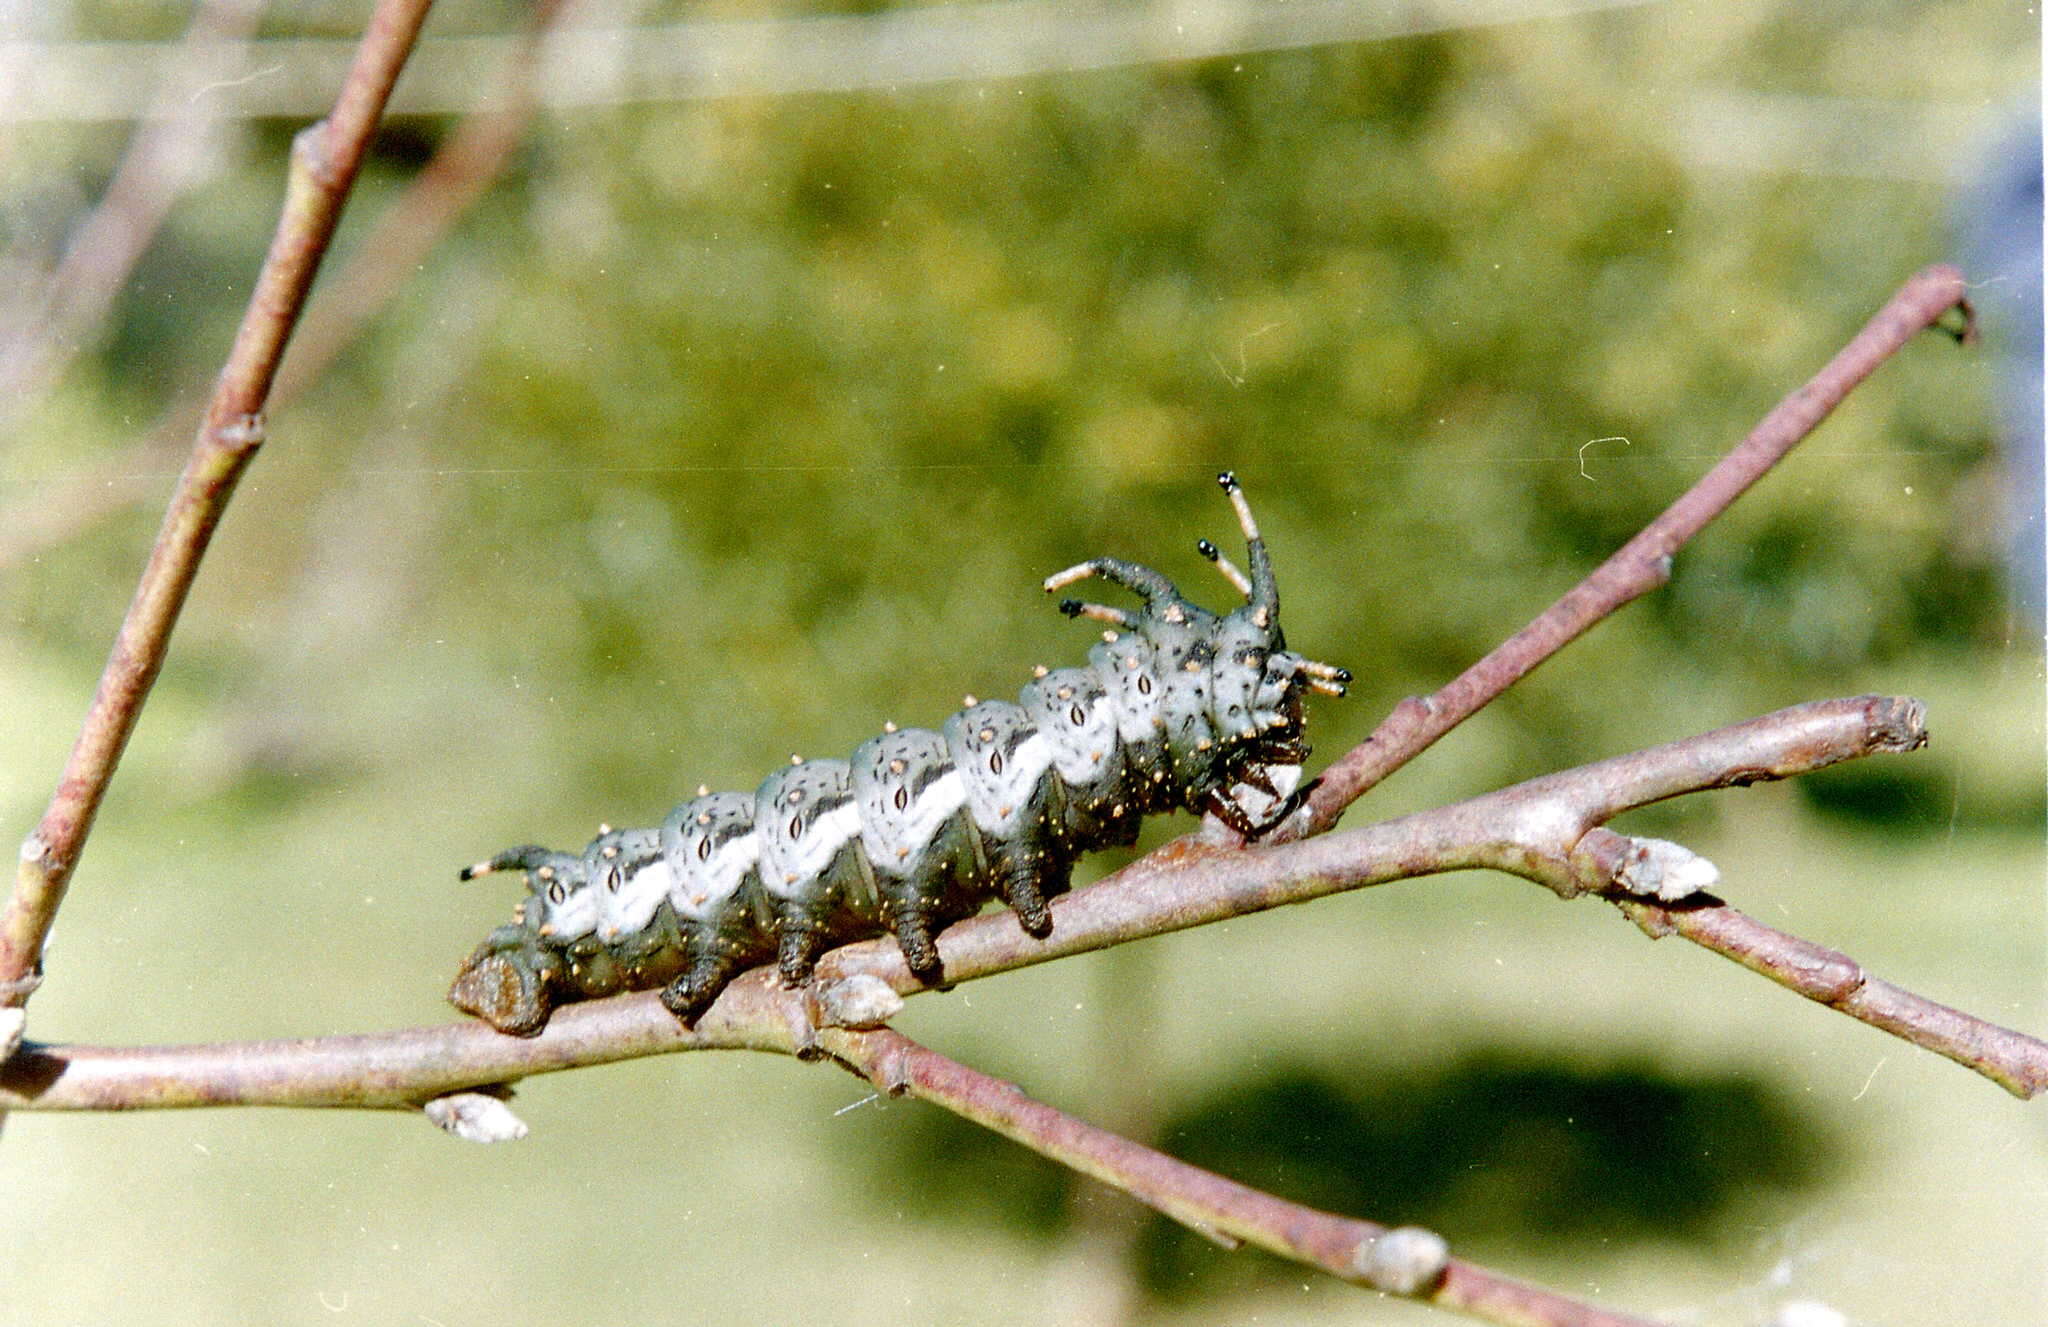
[
  {"xmin": 11, "ymin": 695, "xmax": 2038, "ymax": 1112},
  {"xmin": 1288, "ymin": 263, "xmax": 1974, "ymax": 838},
  {"xmin": 1611, "ymin": 894, "xmax": 2048, "ymax": 1100},
  {"xmin": 0, "ymin": 0, "xmax": 270, "ymax": 432},
  {"xmin": 0, "ymin": 0, "xmax": 567, "ymax": 574},
  {"xmin": 0, "ymin": 0, "xmax": 437, "ymax": 1015},
  {"xmin": 819, "ymin": 1025, "xmax": 1672, "ymax": 1327}
]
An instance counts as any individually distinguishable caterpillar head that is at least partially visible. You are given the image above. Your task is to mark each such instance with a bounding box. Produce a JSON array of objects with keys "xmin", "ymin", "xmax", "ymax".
[{"xmin": 1045, "ymin": 473, "xmax": 1348, "ymax": 833}]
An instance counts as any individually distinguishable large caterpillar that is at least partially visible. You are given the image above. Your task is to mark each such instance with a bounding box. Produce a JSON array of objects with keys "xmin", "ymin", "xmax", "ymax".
[{"xmin": 449, "ymin": 474, "xmax": 1349, "ymax": 1036}]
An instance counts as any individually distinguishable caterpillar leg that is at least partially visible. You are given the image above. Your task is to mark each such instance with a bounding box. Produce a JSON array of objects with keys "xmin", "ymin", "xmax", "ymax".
[
  {"xmin": 998, "ymin": 857, "xmax": 1067, "ymax": 939},
  {"xmin": 889, "ymin": 908, "xmax": 948, "ymax": 989},
  {"xmin": 660, "ymin": 952, "xmax": 744, "ymax": 1025},
  {"xmin": 778, "ymin": 921, "xmax": 827, "ymax": 987}
]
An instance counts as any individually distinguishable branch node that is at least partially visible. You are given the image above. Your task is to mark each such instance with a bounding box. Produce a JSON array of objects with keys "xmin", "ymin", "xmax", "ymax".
[
  {"xmin": 18, "ymin": 833, "xmax": 53, "ymax": 872},
  {"xmin": 812, "ymin": 974, "xmax": 905, "ymax": 1029},
  {"xmin": 1793, "ymin": 948, "xmax": 1867, "ymax": 1006},
  {"xmin": 1352, "ymin": 1224, "xmax": 1450, "ymax": 1295},
  {"xmin": 290, "ymin": 120, "xmax": 341, "ymax": 190},
  {"xmin": 210, "ymin": 410, "xmax": 267, "ymax": 455},
  {"xmin": 1615, "ymin": 898, "xmax": 1680, "ymax": 939},
  {"xmin": 1578, "ymin": 829, "xmax": 1721, "ymax": 902},
  {"xmin": 423, "ymin": 1087, "xmax": 528, "ymax": 1144}
]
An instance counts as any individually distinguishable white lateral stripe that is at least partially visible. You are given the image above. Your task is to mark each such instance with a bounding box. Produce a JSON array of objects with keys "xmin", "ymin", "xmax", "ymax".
[
  {"xmin": 965, "ymin": 733, "xmax": 1052, "ymax": 833},
  {"xmin": 672, "ymin": 834, "xmax": 758, "ymax": 919},
  {"xmin": 863, "ymin": 769, "xmax": 966, "ymax": 871},
  {"xmin": 601, "ymin": 858, "xmax": 673, "ymax": 937},
  {"xmin": 1046, "ymin": 703, "xmax": 1118, "ymax": 785},
  {"xmin": 763, "ymin": 801, "xmax": 861, "ymax": 898}
]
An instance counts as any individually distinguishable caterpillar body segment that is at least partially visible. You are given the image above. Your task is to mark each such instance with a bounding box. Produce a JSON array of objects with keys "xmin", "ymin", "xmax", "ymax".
[{"xmin": 449, "ymin": 474, "xmax": 1347, "ymax": 1036}]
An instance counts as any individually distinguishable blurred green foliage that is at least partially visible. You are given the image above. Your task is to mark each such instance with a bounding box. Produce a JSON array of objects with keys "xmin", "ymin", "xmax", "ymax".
[{"xmin": 1, "ymin": 2, "xmax": 2040, "ymax": 1324}]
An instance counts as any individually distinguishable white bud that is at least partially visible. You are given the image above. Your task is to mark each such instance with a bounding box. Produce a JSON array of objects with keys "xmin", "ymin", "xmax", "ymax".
[
  {"xmin": 1614, "ymin": 836, "xmax": 1720, "ymax": 901},
  {"xmin": 815, "ymin": 974, "xmax": 905, "ymax": 1029},
  {"xmin": 424, "ymin": 1091, "xmax": 529, "ymax": 1144},
  {"xmin": 1353, "ymin": 1225, "xmax": 1449, "ymax": 1295}
]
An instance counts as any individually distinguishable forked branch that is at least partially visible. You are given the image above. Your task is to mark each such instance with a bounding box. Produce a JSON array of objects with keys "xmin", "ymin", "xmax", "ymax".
[
  {"xmin": 1288, "ymin": 263, "xmax": 1975, "ymax": 837},
  {"xmin": 12, "ymin": 692, "xmax": 2038, "ymax": 1115}
]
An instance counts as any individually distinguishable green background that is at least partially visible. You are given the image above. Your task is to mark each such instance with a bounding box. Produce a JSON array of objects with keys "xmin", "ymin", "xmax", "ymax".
[{"xmin": 2, "ymin": 1, "xmax": 2041, "ymax": 1323}]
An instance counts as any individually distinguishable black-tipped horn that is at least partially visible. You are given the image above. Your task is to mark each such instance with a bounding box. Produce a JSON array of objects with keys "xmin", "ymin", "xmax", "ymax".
[{"xmin": 1217, "ymin": 472, "xmax": 1278, "ymax": 619}]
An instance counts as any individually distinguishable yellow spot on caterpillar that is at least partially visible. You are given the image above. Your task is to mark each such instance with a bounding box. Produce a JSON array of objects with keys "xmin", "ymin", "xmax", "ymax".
[
  {"xmin": 790, "ymin": 754, "xmax": 804, "ymax": 765},
  {"xmin": 884, "ymin": 720, "xmax": 898, "ymax": 733},
  {"xmin": 963, "ymin": 694, "xmax": 979, "ymax": 707},
  {"xmin": 1033, "ymin": 664, "xmax": 1049, "ymax": 678},
  {"xmin": 602, "ymin": 844, "xmax": 619, "ymax": 859},
  {"xmin": 696, "ymin": 784, "xmax": 710, "ymax": 797},
  {"xmin": 537, "ymin": 866, "xmax": 556, "ymax": 880},
  {"xmin": 599, "ymin": 823, "xmax": 612, "ymax": 834},
  {"xmin": 697, "ymin": 812, "xmax": 711, "ymax": 825},
  {"xmin": 1103, "ymin": 631, "xmax": 1119, "ymax": 643}
]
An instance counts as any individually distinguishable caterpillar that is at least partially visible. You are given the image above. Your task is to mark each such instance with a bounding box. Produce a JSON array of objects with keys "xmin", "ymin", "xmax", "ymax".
[{"xmin": 449, "ymin": 473, "xmax": 1349, "ymax": 1036}]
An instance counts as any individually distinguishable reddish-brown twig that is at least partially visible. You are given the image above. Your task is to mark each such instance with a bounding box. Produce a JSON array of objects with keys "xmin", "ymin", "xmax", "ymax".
[
  {"xmin": 1290, "ymin": 264, "xmax": 1975, "ymax": 838},
  {"xmin": 0, "ymin": 0, "xmax": 436, "ymax": 1014},
  {"xmin": 821, "ymin": 1025, "xmax": 1672, "ymax": 1327}
]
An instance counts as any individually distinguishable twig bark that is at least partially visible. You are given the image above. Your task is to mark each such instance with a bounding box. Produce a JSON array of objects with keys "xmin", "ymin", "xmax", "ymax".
[
  {"xmin": 0, "ymin": 0, "xmax": 437, "ymax": 1016},
  {"xmin": 11, "ymin": 694, "xmax": 2039, "ymax": 1113},
  {"xmin": 819, "ymin": 1025, "xmax": 1671, "ymax": 1327},
  {"xmin": 1287, "ymin": 263, "xmax": 1975, "ymax": 839}
]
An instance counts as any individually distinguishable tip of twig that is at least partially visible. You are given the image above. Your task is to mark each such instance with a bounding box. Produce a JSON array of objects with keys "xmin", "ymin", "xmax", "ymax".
[{"xmin": 1863, "ymin": 694, "xmax": 1929, "ymax": 754}]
